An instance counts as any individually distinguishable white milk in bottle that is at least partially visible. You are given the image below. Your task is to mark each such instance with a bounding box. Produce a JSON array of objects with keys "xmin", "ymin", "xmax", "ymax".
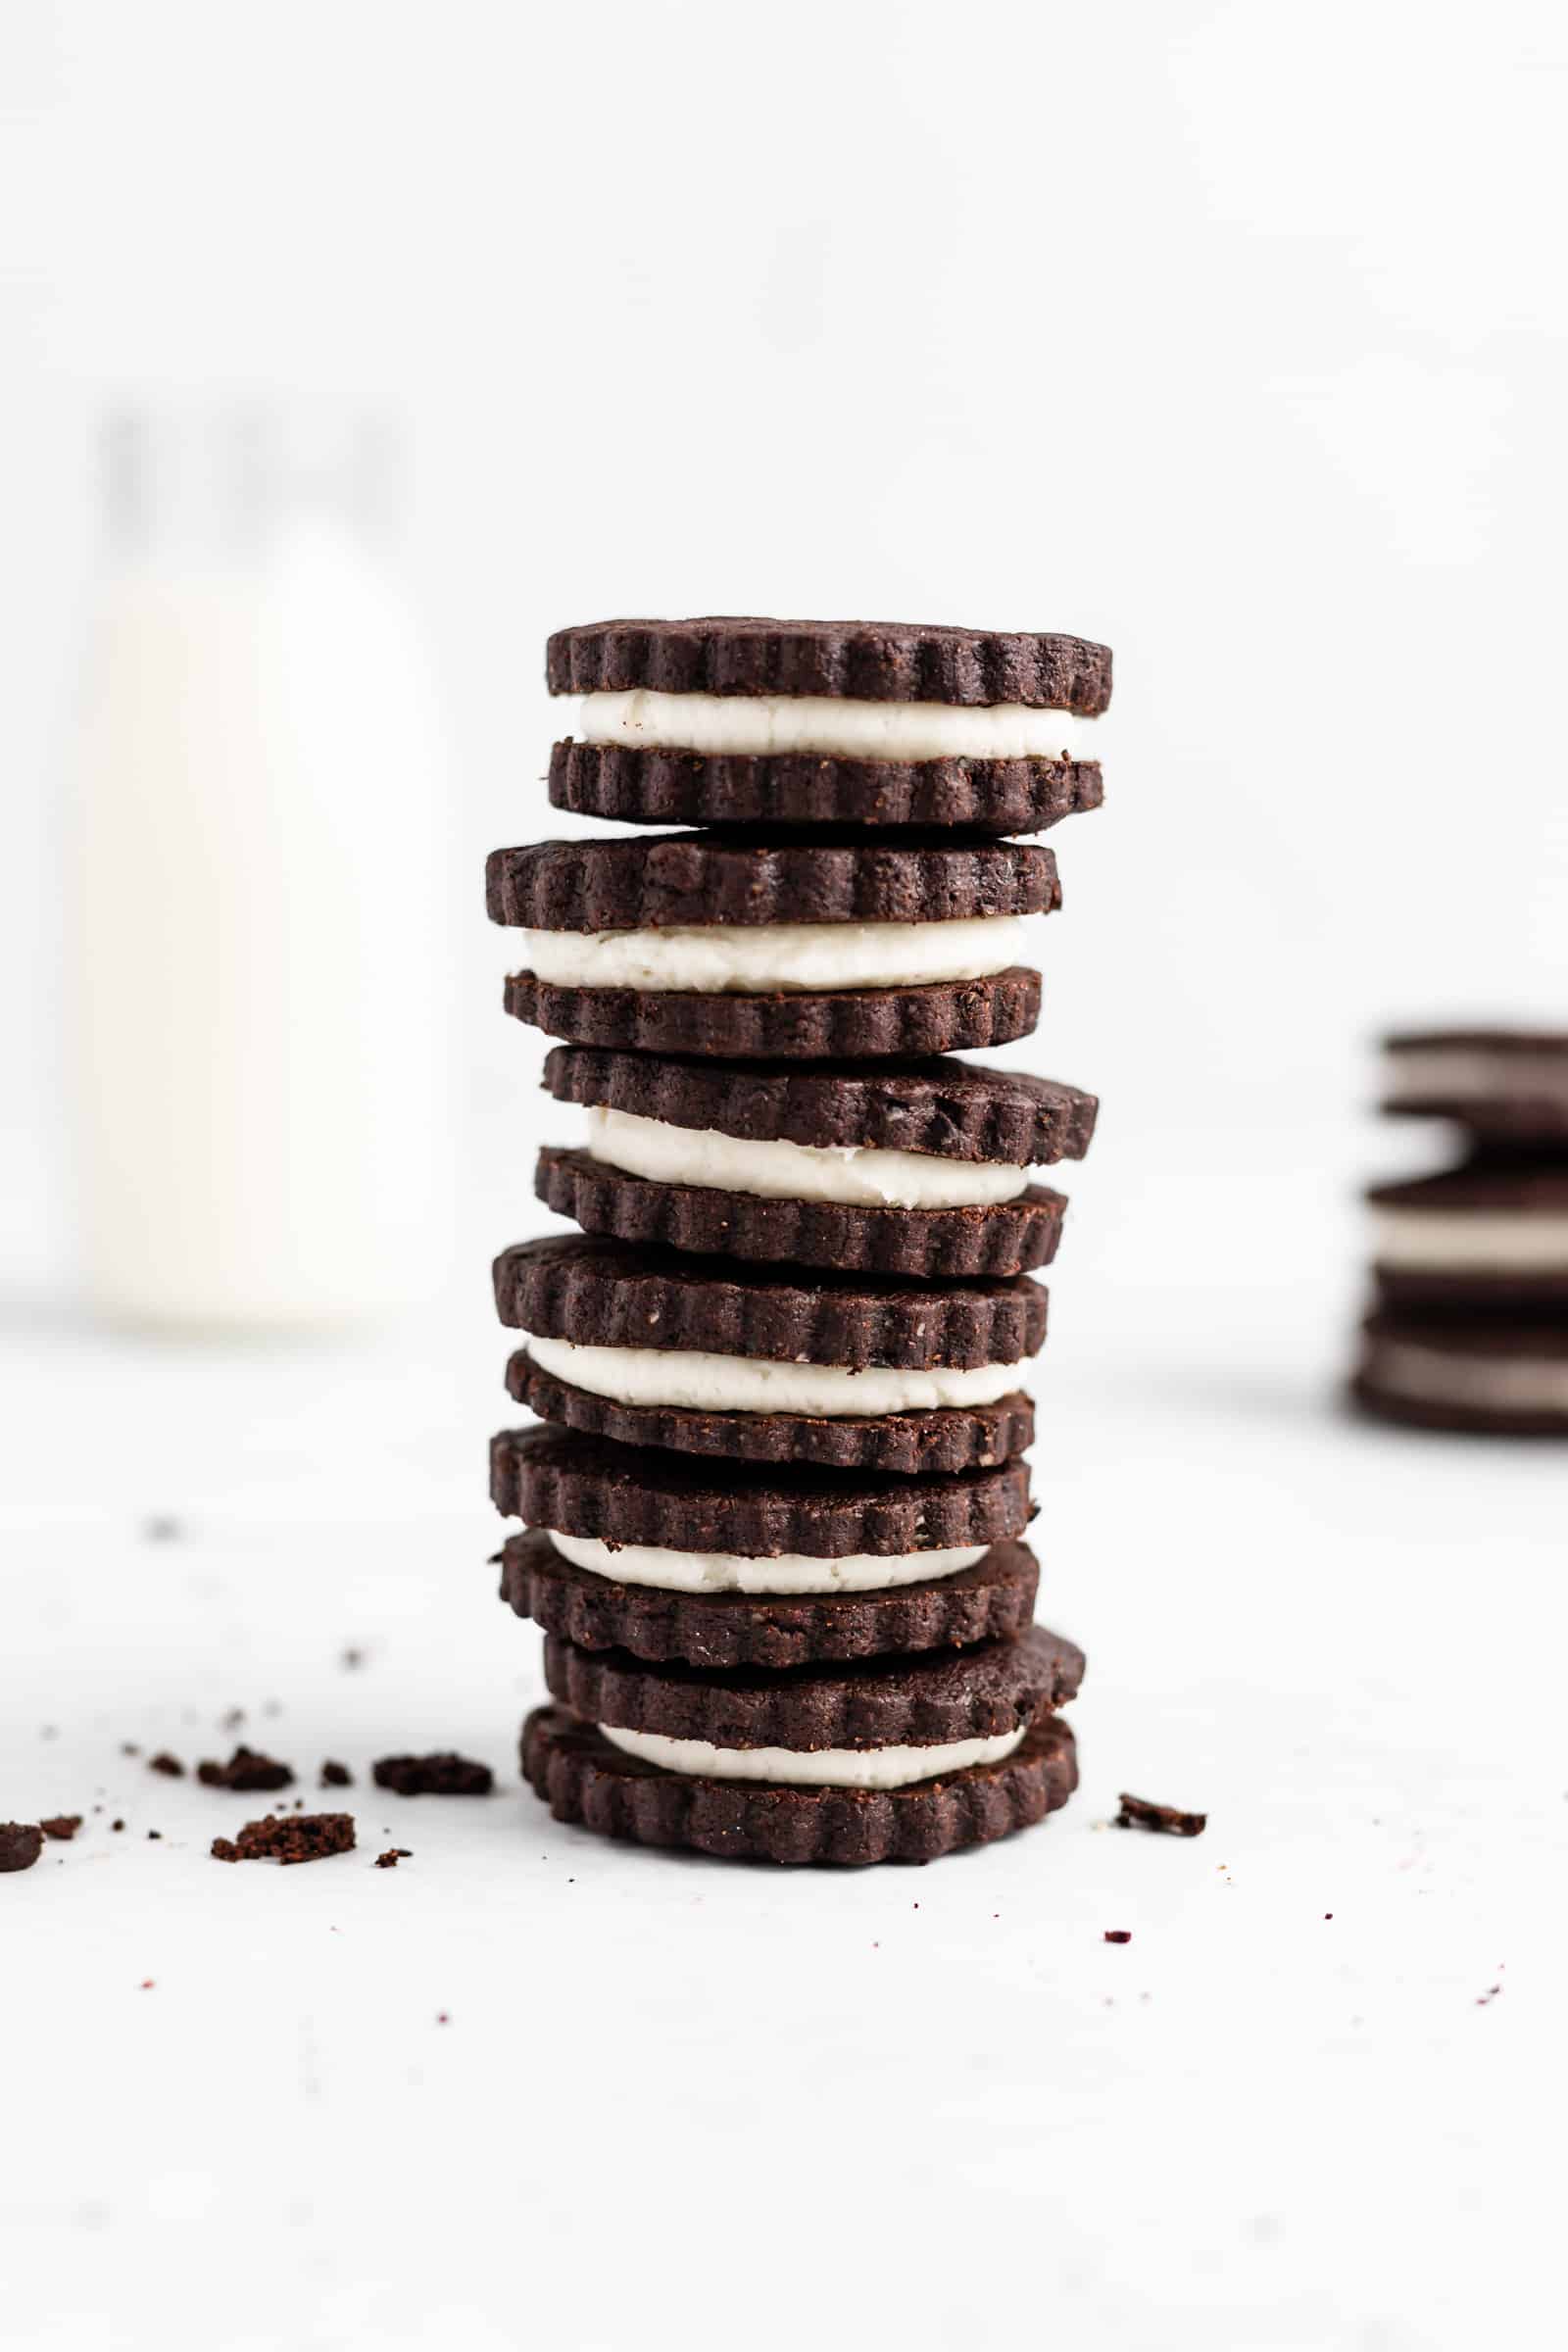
[{"xmin": 65, "ymin": 410, "xmax": 457, "ymax": 1328}]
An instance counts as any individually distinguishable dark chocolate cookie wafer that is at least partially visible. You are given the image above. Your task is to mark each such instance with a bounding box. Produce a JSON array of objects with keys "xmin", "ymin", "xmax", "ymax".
[
  {"xmin": 536, "ymin": 1147, "xmax": 1068, "ymax": 1277},
  {"xmin": 548, "ymin": 741, "xmax": 1102, "ymax": 834},
  {"xmin": 490, "ymin": 1425, "xmax": 1033, "ymax": 1554},
  {"xmin": 486, "ymin": 831, "xmax": 1059, "ymax": 931},
  {"xmin": 520, "ymin": 1705, "xmax": 1078, "ymax": 1865},
  {"xmin": 494, "ymin": 1234, "xmax": 1048, "ymax": 1362},
  {"xmin": 505, "ymin": 968, "xmax": 1042, "ymax": 1060},
  {"xmin": 1370, "ymin": 1160, "xmax": 1568, "ymax": 1311},
  {"xmin": 547, "ymin": 617, "xmax": 1112, "ymax": 711},
  {"xmin": 542, "ymin": 1048, "xmax": 1098, "ymax": 1167},
  {"xmin": 499, "ymin": 1529, "xmax": 1042, "ymax": 1668},
  {"xmin": 542, "ymin": 1623, "xmax": 1083, "ymax": 1750},
  {"xmin": 507, "ymin": 1350, "xmax": 1034, "ymax": 1474},
  {"xmin": 1381, "ymin": 1029, "xmax": 1568, "ymax": 1149},
  {"xmin": 1353, "ymin": 1311, "xmax": 1568, "ymax": 1436}
]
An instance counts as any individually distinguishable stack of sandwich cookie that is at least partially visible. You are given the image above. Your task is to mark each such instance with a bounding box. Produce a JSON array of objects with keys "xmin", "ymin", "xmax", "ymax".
[
  {"xmin": 1354, "ymin": 1028, "xmax": 1568, "ymax": 1434},
  {"xmin": 488, "ymin": 615, "xmax": 1110, "ymax": 1861}
]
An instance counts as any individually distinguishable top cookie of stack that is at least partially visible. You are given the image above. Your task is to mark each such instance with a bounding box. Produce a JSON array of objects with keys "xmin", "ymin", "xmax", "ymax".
[{"xmin": 491, "ymin": 615, "xmax": 1110, "ymax": 1062}]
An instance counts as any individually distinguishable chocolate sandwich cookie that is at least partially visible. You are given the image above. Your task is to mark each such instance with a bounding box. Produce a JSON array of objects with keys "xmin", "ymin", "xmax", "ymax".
[
  {"xmin": 519, "ymin": 1621, "xmax": 1084, "ymax": 1865},
  {"xmin": 488, "ymin": 831, "xmax": 1057, "ymax": 1062},
  {"xmin": 498, "ymin": 1529, "xmax": 1042, "ymax": 1669},
  {"xmin": 535, "ymin": 1048, "xmax": 1094, "ymax": 1277},
  {"xmin": 1381, "ymin": 1029, "xmax": 1568, "ymax": 1149},
  {"xmin": 1353, "ymin": 1311, "xmax": 1568, "ymax": 1436},
  {"xmin": 1369, "ymin": 1160, "xmax": 1568, "ymax": 1311},
  {"xmin": 496, "ymin": 1234, "xmax": 1044, "ymax": 1474},
  {"xmin": 547, "ymin": 618, "xmax": 1108, "ymax": 834}
]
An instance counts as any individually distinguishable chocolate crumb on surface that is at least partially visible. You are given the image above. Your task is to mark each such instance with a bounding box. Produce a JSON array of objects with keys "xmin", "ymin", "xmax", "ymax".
[
  {"xmin": 319, "ymin": 1760, "xmax": 353, "ymax": 1788},
  {"xmin": 211, "ymin": 1812, "xmax": 356, "ymax": 1866},
  {"xmin": 1104, "ymin": 1930, "xmax": 1133, "ymax": 1944},
  {"xmin": 147, "ymin": 1751, "xmax": 185, "ymax": 1778},
  {"xmin": 0, "ymin": 1823, "xmax": 45, "ymax": 1873},
  {"xmin": 372, "ymin": 1752, "xmax": 493, "ymax": 1797},
  {"xmin": 374, "ymin": 1848, "xmax": 412, "ymax": 1869},
  {"xmin": 40, "ymin": 1816, "xmax": 81, "ymax": 1841},
  {"xmin": 146, "ymin": 1830, "xmax": 162, "ymax": 1840},
  {"xmin": 111, "ymin": 1818, "xmax": 125, "ymax": 1832},
  {"xmin": 1115, "ymin": 1792, "xmax": 1207, "ymax": 1838},
  {"xmin": 197, "ymin": 1745, "xmax": 295, "ymax": 1792}
]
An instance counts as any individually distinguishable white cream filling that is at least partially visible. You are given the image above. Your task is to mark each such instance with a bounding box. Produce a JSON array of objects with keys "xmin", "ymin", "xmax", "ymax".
[
  {"xmin": 546, "ymin": 1529, "xmax": 989, "ymax": 1596},
  {"xmin": 515, "ymin": 913, "xmax": 1030, "ymax": 996},
  {"xmin": 576, "ymin": 688, "xmax": 1092, "ymax": 762},
  {"xmin": 586, "ymin": 1105, "xmax": 1027, "ymax": 1209},
  {"xmin": 1370, "ymin": 1340, "xmax": 1568, "ymax": 1415},
  {"xmin": 1372, "ymin": 1209, "xmax": 1568, "ymax": 1272},
  {"xmin": 598, "ymin": 1720, "xmax": 1028, "ymax": 1789},
  {"xmin": 528, "ymin": 1332, "xmax": 1020, "ymax": 1416},
  {"xmin": 1382, "ymin": 1049, "xmax": 1568, "ymax": 1105}
]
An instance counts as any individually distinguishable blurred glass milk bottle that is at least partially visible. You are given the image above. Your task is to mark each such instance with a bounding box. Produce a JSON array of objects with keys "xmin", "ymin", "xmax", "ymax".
[{"xmin": 66, "ymin": 409, "xmax": 457, "ymax": 1328}]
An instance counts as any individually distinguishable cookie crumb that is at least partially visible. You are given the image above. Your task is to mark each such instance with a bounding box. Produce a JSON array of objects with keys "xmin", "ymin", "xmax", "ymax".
[
  {"xmin": 148, "ymin": 1752, "xmax": 185, "ymax": 1778},
  {"xmin": 1115, "ymin": 1792, "xmax": 1206, "ymax": 1838},
  {"xmin": 211, "ymin": 1813, "xmax": 355, "ymax": 1867},
  {"xmin": 319, "ymin": 1761, "xmax": 352, "ymax": 1788},
  {"xmin": 0, "ymin": 1823, "xmax": 44, "ymax": 1873},
  {"xmin": 40, "ymin": 1816, "xmax": 81, "ymax": 1841},
  {"xmin": 1103, "ymin": 1929, "xmax": 1133, "ymax": 1944},
  {"xmin": 197, "ymin": 1745, "xmax": 295, "ymax": 1793},
  {"xmin": 374, "ymin": 1848, "xmax": 412, "ymax": 1869},
  {"xmin": 146, "ymin": 1830, "xmax": 163, "ymax": 1841},
  {"xmin": 112, "ymin": 1819, "xmax": 125, "ymax": 1833},
  {"xmin": 372, "ymin": 1752, "xmax": 493, "ymax": 1797}
]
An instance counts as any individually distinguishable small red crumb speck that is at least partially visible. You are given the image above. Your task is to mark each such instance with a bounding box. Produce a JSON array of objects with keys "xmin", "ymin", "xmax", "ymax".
[
  {"xmin": 436, "ymin": 2011, "xmax": 450, "ymax": 2025},
  {"xmin": 1104, "ymin": 1930, "xmax": 1133, "ymax": 1944},
  {"xmin": 139, "ymin": 1979, "xmax": 155, "ymax": 1990},
  {"xmin": 1324, "ymin": 1912, "xmax": 1333, "ymax": 1920}
]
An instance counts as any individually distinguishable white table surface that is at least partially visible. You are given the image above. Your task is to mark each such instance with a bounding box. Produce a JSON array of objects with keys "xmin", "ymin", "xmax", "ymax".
[{"xmin": 3, "ymin": 1228, "xmax": 1558, "ymax": 2352}]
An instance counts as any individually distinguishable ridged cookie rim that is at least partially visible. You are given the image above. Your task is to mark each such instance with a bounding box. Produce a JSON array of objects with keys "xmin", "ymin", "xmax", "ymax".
[
  {"xmin": 541, "ymin": 1047, "xmax": 1098, "ymax": 1167},
  {"xmin": 536, "ymin": 1148, "xmax": 1068, "ymax": 1278},
  {"xmin": 493, "ymin": 1234, "xmax": 1050, "ymax": 1368},
  {"xmin": 485, "ymin": 833, "xmax": 1060, "ymax": 931},
  {"xmin": 505, "ymin": 1350, "xmax": 1036, "ymax": 1476},
  {"xmin": 489, "ymin": 1424, "xmax": 1034, "ymax": 1554},
  {"xmin": 498, "ymin": 1529, "xmax": 1042, "ymax": 1668},
  {"xmin": 541, "ymin": 1622, "xmax": 1083, "ymax": 1749},
  {"xmin": 547, "ymin": 741, "xmax": 1103, "ymax": 834},
  {"xmin": 504, "ymin": 967, "xmax": 1043, "ymax": 1060},
  {"xmin": 519, "ymin": 1704, "xmax": 1079, "ymax": 1865},
  {"xmin": 546, "ymin": 617, "xmax": 1112, "ymax": 713}
]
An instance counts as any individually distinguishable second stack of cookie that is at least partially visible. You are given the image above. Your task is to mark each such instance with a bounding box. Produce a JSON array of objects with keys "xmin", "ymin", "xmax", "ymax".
[
  {"xmin": 1355, "ymin": 1029, "xmax": 1568, "ymax": 1435},
  {"xmin": 487, "ymin": 616, "xmax": 1111, "ymax": 1863}
]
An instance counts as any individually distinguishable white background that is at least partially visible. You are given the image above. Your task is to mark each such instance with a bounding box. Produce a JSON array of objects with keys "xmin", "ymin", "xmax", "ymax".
[{"xmin": 3, "ymin": 5, "xmax": 1565, "ymax": 2348}]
